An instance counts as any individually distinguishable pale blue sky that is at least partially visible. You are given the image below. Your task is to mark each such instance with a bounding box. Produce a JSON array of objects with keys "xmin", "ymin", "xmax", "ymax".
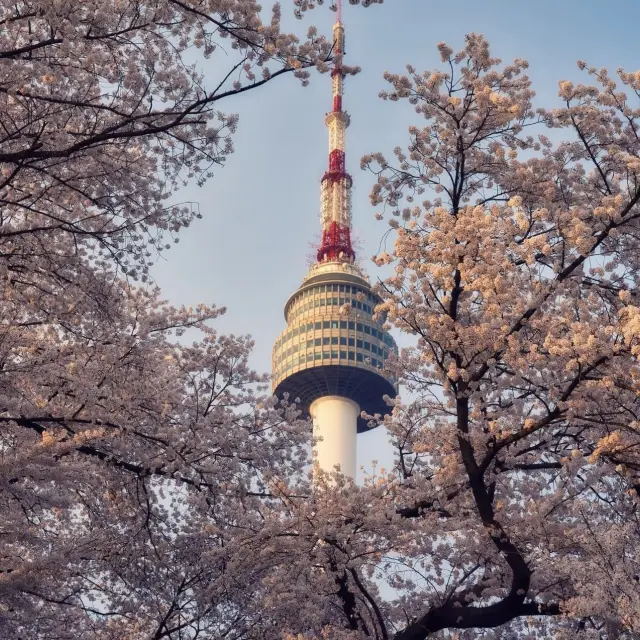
[{"xmin": 152, "ymin": 0, "xmax": 640, "ymax": 474}]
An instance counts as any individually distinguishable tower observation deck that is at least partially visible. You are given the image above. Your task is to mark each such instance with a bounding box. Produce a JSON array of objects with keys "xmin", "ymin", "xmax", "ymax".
[{"xmin": 272, "ymin": 5, "xmax": 398, "ymax": 478}]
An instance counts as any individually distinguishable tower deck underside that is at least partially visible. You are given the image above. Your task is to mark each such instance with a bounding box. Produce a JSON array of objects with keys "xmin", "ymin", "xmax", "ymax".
[
  {"xmin": 274, "ymin": 365, "xmax": 395, "ymax": 433},
  {"xmin": 272, "ymin": 262, "xmax": 398, "ymax": 432}
]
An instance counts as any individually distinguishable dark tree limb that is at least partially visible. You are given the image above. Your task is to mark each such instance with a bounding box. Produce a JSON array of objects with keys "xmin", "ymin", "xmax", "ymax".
[{"xmin": 393, "ymin": 600, "xmax": 560, "ymax": 639}]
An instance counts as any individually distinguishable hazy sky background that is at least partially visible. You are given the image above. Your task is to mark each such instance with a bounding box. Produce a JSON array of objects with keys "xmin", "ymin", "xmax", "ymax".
[{"xmin": 152, "ymin": 0, "xmax": 640, "ymax": 477}]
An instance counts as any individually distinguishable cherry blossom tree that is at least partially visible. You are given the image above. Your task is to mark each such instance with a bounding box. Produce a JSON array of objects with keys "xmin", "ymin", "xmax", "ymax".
[
  {"xmin": 215, "ymin": 33, "xmax": 640, "ymax": 640},
  {"xmin": 0, "ymin": 1, "xmax": 355, "ymax": 637},
  {"xmin": 352, "ymin": 33, "xmax": 640, "ymax": 638},
  {"xmin": 0, "ymin": 282, "xmax": 311, "ymax": 638}
]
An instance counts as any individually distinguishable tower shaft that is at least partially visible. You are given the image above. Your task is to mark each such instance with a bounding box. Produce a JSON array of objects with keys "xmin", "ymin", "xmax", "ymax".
[{"xmin": 311, "ymin": 395, "xmax": 358, "ymax": 479}]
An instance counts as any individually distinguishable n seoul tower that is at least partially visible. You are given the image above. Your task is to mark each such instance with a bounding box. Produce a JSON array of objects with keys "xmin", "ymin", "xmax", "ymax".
[{"xmin": 272, "ymin": 1, "xmax": 397, "ymax": 479}]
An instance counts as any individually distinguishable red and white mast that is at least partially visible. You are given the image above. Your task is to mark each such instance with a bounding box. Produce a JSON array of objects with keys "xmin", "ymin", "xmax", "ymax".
[{"xmin": 317, "ymin": 0, "xmax": 355, "ymax": 263}]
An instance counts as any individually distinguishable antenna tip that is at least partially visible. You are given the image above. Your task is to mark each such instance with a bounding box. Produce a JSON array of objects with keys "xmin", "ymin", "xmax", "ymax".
[{"xmin": 334, "ymin": 0, "xmax": 342, "ymax": 22}]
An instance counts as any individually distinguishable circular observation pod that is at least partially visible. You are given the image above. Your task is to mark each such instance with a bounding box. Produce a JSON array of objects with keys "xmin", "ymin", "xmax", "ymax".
[{"xmin": 272, "ymin": 261, "xmax": 397, "ymax": 432}]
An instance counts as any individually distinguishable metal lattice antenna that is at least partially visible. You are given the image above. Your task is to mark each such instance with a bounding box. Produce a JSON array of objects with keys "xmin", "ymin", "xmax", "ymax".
[{"xmin": 316, "ymin": 0, "xmax": 354, "ymax": 264}]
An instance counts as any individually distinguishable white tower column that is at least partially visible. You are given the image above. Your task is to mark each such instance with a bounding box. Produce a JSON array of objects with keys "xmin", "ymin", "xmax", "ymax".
[{"xmin": 310, "ymin": 395, "xmax": 359, "ymax": 479}]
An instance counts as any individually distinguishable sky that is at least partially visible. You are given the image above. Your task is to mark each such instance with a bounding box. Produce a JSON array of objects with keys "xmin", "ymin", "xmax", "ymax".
[{"xmin": 151, "ymin": 0, "xmax": 640, "ymax": 477}]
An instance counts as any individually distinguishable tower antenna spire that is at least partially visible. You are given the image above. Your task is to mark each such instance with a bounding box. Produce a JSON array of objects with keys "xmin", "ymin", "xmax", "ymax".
[{"xmin": 316, "ymin": 0, "xmax": 354, "ymax": 263}]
